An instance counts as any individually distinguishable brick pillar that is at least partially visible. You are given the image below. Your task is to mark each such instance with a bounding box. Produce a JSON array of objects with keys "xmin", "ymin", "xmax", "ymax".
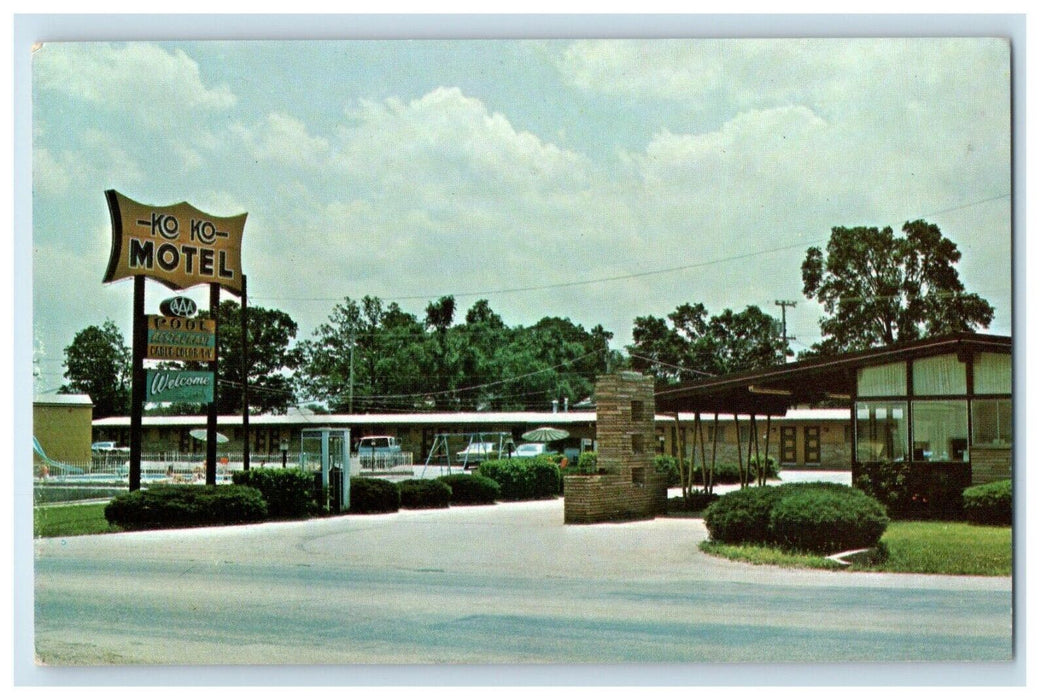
[{"xmin": 564, "ymin": 372, "xmax": 667, "ymax": 523}]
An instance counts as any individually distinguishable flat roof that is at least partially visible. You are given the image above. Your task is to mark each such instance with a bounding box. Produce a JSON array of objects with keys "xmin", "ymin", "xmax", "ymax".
[
  {"xmin": 93, "ymin": 407, "xmax": 850, "ymax": 428},
  {"xmin": 34, "ymin": 393, "xmax": 93, "ymax": 407}
]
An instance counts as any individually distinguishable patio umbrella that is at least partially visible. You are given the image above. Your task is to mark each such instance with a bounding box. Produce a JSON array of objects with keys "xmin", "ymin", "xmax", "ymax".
[
  {"xmin": 189, "ymin": 428, "xmax": 229, "ymax": 444},
  {"xmin": 521, "ymin": 427, "xmax": 570, "ymax": 443}
]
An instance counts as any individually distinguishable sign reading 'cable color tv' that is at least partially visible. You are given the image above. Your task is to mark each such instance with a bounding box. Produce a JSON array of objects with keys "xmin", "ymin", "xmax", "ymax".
[
  {"xmin": 145, "ymin": 315, "xmax": 216, "ymax": 361},
  {"xmin": 145, "ymin": 370, "xmax": 215, "ymax": 404},
  {"xmin": 104, "ymin": 190, "xmax": 247, "ymax": 295}
]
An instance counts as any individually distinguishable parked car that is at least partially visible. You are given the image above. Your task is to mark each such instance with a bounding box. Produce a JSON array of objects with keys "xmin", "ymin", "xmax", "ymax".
[
  {"xmin": 513, "ymin": 442, "xmax": 553, "ymax": 458},
  {"xmin": 456, "ymin": 442, "xmax": 511, "ymax": 466},
  {"xmin": 356, "ymin": 436, "xmax": 403, "ymax": 468}
]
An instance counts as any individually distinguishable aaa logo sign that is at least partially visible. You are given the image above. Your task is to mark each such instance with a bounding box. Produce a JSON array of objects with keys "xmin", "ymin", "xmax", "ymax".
[
  {"xmin": 104, "ymin": 190, "xmax": 247, "ymax": 295},
  {"xmin": 146, "ymin": 370, "xmax": 215, "ymax": 404}
]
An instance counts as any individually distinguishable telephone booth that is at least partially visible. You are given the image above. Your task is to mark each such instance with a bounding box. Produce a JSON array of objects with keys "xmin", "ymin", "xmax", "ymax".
[{"xmin": 300, "ymin": 427, "xmax": 351, "ymax": 513}]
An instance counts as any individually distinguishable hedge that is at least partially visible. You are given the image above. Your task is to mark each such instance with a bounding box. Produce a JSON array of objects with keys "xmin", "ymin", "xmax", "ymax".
[
  {"xmin": 348, "ymin": 477, "xmax": 400, "ymax": 514},
  {"xmin": 768, "ymin": 487, "xmax": 890, "ymax": 554},
  {"xmin": 398, "ymin": 479, "xmax": 453, "ymax": 509},
  {"xmin": 436, "ymin": 473, "xmax": 501, "ymax": 505},
  {"xmin": 653, "ymin": 455, "xmax": 780, "ymax": 488},
  {"xmin": 962, "ymin": 480, "xmax": 1012, "ymax": 526},
  {"xmin": 232, "ymin": 468, "xmax": 316, "ymax": 518},
  {"xmin": 104, "ymin": 484, "xmax": 268, "ymax": 530},
  {"xmin": 704, "ymin": 482, "xmax": 888, "ymax": 554},
  {"xmin": 477, "ymin": 457, "xmax": 561, "ymax": 500},
  {"xmin": 853, "ymin": 460, "xmax": 968, "ymax": 520}
]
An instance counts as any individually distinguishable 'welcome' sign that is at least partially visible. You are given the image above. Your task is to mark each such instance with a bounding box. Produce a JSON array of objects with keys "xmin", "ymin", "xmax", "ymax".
[
  {"xmin": 104, "ymin": 190, "xmax": 247, "ymax": 295},
  {"xmin": 145, "ymin": 370, "xmax": 215, "ymax": 404}
]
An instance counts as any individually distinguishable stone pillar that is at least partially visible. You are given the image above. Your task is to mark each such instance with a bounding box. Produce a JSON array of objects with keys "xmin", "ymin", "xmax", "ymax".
[{"xmin": 564, "ymin": 372, "xmax": 667, "ymax": 523}]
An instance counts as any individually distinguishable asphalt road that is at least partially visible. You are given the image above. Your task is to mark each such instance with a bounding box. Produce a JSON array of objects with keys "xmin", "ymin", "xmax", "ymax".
[{"xmin": 33, "ymin": 497, "xmax": 1013, "ymax": 668}]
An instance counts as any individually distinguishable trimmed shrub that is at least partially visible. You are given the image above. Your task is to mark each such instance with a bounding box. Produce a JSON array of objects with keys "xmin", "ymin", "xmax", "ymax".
[
  {"xmin": 232, "ymin": 468, "xmax": 315, "ymax": 518},
  {"xmin": 104, "ymin": 484, "xmax": 267, "ymax": 531},
  {"xmin": 854, "ymin": 460, "xmax": 968, "ymax": 520},
  {"xmin": 704, "ymin": 482, "xmax": 886, "ymax": 554},
  {"xmin": 437, "ymin": 473, "xmax": 501, "ymax": 505},
  {"xmin": 703, "ymin": 484, "xmax": 792, "ymax": 545},
  {"xmin": 576, "ymin": 451, "xmax": 598, "ymax": 473},
  {"xmin": 653, "ymin": 455, "xmax": 683, "ymax": 487},
  {"xmin": 768, "ymin": 487, "xmax": 889, "ymax": 554},
  {"xmin": 963, "ymin": 480, "xmax": 1012, "ymax": 526},
  {"xmin": 398, "ymin": 479, "xmax": 453, "ymax": 509},
  {"xmin": 477, "ymin": 457, "xmax": 561, "ymax": 501},
  {"xmin": 348, "ymin": 477, "xmax": 400, "ymax": 514}
]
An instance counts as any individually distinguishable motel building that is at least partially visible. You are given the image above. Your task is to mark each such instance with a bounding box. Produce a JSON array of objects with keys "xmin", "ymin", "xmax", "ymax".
[
  {"xmin": 89, "ymin": 333, "xmax": 1011, "ymax": 493},
  {"xmin": 655, "ymin": 333, "xmax": 1013, "ymax": 496}
]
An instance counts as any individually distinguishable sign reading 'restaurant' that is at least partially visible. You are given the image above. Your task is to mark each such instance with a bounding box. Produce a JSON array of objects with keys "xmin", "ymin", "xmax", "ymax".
[
  {"xmin": 146, "ymin": 315, "xmax": 216, "ymax": 362},
  {"xmin": 104, "ymin": 190, "xmax": 247, "ymax": 295}
]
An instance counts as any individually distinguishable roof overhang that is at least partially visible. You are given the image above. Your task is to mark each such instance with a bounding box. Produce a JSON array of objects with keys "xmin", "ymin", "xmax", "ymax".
[{"xmin": 655, "ymin": 333, "xmax": 1011, "ymax": 415}]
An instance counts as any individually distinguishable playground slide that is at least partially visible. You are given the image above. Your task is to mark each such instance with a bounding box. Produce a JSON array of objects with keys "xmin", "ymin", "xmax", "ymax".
[{"xmin": 32, "ymin": 436, "xmax": 85, "ymax": 475}]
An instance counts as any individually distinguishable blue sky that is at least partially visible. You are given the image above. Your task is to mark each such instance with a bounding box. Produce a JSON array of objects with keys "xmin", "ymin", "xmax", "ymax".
[{"xmin": 27, "ymin": 28, "xmax": 1014, "ymax": 394}]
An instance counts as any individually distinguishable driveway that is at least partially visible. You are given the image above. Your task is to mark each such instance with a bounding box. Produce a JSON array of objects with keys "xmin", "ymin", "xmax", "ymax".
[{"xmin": 32, "ymin": 496, "xmax": 1012, "ymax": 669}]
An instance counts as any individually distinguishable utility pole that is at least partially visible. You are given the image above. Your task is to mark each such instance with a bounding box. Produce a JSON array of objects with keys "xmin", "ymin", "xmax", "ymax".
[
  {"xmin": 348, "ymin": 332, "xmax": 355, "ymax": 414},
  {"xmin": 774, "ymin": 300, "xmax": 797, "ymax": 363}
]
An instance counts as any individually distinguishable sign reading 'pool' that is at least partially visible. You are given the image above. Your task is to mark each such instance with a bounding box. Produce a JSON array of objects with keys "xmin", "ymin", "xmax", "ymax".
[
  {"xmin": 146, "ymin": 315, "xmax": 216, "ymax": 362},
  {"xmin": 103, "ymin": 190, "xmax": 247, "ymax": 295},
  {"xmin": 145, "ymin": 370, "xmax": 215, "ymax": 404}
]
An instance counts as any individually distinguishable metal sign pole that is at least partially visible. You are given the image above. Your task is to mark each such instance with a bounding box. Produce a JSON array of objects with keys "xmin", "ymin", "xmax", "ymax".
[
  {"xmin": 129, "ymin": 275, "xmax": 146, "ymax": 491},
  {"xmin": 241, "ymin": 274, "xmax": 249, "ymax": 472},
  {"xmin": 206, "ymin": 282, "xmax": 219, "ymax": 485}
]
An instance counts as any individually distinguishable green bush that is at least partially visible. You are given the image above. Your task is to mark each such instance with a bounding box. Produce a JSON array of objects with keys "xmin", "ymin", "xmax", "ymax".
[
  {"xmin": 576, "ymin": 451, "xmax": 598, "ymax": 473},
  {"xmin": 232, "ymin": 468, "xmax": 316, "ymax": 518},
  {"xmin": 104, "ymin": 485, "xmax": 267, "ymax": 530},
  {"xmin": 437, "ymin": 473, "xmax": 501, "ymax": 505},
  {"xmin": 768, "ymin": 487, "xmax": 889, "ymax": 554},
  {"xmin": 854, "ymin": 460, "xmax": 969, "ymax": 519},
  {"xmin": 398, "ymin": 479, "xmax": 453, "ymax": 509},
  {"xmin": 477, "ymin": 457, "xmax": 561, "ymax": 501},
  {"xmin": 348, "ymin": 477, "xmax": 400, "ymax": 514},
  {"xmin": 963, "ymin": 480, "xmax": 1012, "ymax": 525},
  {"xmin": 704, "ymin": 482, "xmax": 886, "ymax": 554}
]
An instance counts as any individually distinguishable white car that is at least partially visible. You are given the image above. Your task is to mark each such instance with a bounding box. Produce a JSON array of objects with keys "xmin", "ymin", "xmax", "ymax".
[
  {"xmin": 513, "ymin": 443, "xmax": 553, "ymax": 458},
  {"xmin": 456, "ymin": 442, "xmax": 507, "ymax": 466}
]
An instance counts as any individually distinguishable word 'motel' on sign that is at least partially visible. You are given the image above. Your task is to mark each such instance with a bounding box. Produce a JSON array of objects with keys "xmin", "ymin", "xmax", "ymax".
[{"xmin": 103, "ymin": 190, "xmax": 247, "ymax": 295}]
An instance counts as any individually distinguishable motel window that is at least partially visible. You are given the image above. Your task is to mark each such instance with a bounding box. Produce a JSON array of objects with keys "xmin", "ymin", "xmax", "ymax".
[
  {"xmin": 855, "ymin": 402, "xmax": 908, "ymax": 462},
  {"xmin": 912, "ymin": 354, "xmax": 967, "ymax": 396},
  {"xmin": 973, "ymin": 353, "xmax": 1012, "ymax": 395},
  {"xmin": 972, "ymin": 399, "xmax": 1012, "ymax": 447},
  {"xmin": 857, "ymin": 362, "xmax": 906, "ymax": 397},
  {"xmin": 911, "ymin": 400, "xmax": 969, "ymax": 462}
]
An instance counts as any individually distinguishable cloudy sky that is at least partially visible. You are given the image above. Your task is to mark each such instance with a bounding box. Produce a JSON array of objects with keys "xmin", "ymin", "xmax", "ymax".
[{"xmin": 27, "ymin": 28, "xmax": 1013, "ymax": 395}]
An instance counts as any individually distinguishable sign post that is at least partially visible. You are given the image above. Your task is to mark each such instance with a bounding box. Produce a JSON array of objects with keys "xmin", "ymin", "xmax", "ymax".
[{"xmin": 104, "ymin": 190, "xmax": 246, "ymax": 490}]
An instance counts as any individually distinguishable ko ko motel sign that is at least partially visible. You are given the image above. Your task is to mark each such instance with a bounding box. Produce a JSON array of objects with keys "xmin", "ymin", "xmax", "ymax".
[{"xmin": 103, "ymin": 189, "xmax": 247, "ymax": 295}]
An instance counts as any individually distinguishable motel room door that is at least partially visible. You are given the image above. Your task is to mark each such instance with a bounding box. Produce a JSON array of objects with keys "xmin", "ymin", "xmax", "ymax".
[
  {"xmin": 780, "ymin": 427, "xmax": 797, "ymax": 465},
  {"xmin": 803, "ymin": 426, "xmax": 821, "ymax": 466}
]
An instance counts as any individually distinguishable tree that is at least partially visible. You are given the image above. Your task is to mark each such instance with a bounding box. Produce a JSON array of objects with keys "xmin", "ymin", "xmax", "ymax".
[
  {"xmin": 61, "ymin": 319, "xmax": 131, "ymax": 418},
  {"xmin": 202, "ymin": 301, "xmax": 301, "ymax": 414},
  {"xmin": 802, "ymin": 220, "xmax": 995, "ymax": 354},
  {"xmin": 628, "ymin": 303, "xmax": 789, "ymax": 386}
]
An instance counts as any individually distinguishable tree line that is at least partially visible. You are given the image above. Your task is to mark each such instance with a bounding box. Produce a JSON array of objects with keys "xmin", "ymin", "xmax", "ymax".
[{"xmin": 58, "ymin": 220, "xmax": 995, "ymax": 418}]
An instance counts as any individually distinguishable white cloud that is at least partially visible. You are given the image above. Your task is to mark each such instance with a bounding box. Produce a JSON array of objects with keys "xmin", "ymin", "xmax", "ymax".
[
  {"xmin": 34, "ymin": 42, "xmax": 236, "ymax": 129},
  {"xmin": 234, "ymin": 113, "xmax": 330, "ymax": 167}
]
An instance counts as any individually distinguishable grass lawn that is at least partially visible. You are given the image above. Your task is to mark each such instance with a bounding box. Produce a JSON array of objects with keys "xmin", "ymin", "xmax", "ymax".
[
  {"xmin": 701, "ymin": 520, "xmax": 1012, "ymax": 576},
  {"xmin": 34, "ymin": 503, "xmax": 120, "ymax": 538}
]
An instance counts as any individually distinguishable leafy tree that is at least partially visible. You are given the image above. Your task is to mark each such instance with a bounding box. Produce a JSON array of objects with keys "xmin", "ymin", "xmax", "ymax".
[
  {"xmin": 61, "ymin": 319, "xmax": 131, "ymax": 418},
  {"xmin": 202, "ymin": 301, "xmax": 300, "ymax": 414},
  {"xmin": 628, "ymin": 304, "xmax": 789, "ymax": 386},
  {"xmin": 297, "ymin": 296, "xmax": 432, "ymax": 412},
  {"xmin": 802, "ymin": 220, "xmax": 995, "ymax": 354}
]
